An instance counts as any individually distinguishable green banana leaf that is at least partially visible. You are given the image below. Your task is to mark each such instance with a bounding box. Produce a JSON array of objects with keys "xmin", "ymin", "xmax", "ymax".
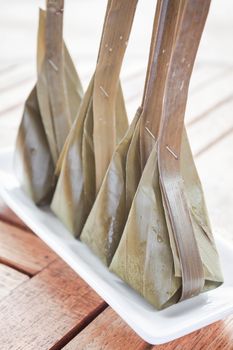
[
  {"xmin": 80, "ymin": 104, "xmax": 223, "ymax": 309},
  {"xmin": 80, "ymin": 107, "xmax": 141, "ymax": 265},
  {"xmin": 109, "ymin": 129, "xmax": 223, "ymax": 309},
  {"xmin": 14, "ymin": 86, "xmax": 55, "ymax": 205},
  {"xmin": 14, "ymin": 9, "xmax": 83, "ymax": 205},
  {"xmin": 51, "ymin": 0, "xmax": 138, "ymax": 237},
  {"xmin": 51, "ymin": 76, "xmax": 128, "ymax": 237}
]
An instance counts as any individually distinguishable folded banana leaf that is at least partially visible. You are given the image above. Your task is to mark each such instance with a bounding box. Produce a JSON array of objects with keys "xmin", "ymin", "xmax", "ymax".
[
  {"xmin": 109, "ymin": 129, "xmax": 223, "ymax": 309},
  {"xmin": 14, "ymin": 6, "xmax": 83, "ymax": 205},
  {"xmin": 80, "ymin": 0, "xmax": 161, "ymax": 264},
  {"xmin": 51, "ymin": 0, "xmax": 138, "ymax": 237},
  {"xmin": 51, "ymin": 75, "xmax": 128, "ymax": 235},
  {"xmin": 80, "ymin": 109, "xmax": 223, "ymax": 292},
  {"xmin": 80, "ymin": 108, "xmax": 141, "ymax": 265},
  {"xmin": 81, "ymin": 0, "xmax": 223, "ymax": 309}
]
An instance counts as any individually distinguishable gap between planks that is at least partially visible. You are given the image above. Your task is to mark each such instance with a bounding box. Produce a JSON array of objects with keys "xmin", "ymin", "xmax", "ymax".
[
  {"xmin": 0, "ymin": 197, "xmax": 32, "ymax": 231},
  {"xmin": 0, "ymin": 258, "xmax": 107, "ymax": 350},
  {"xmin": 0, "ymin": 263, "xmax": 29, "ymax": 300},
  {"xmin": 0, "ymin": 220, "xmax": 57, "ymax": 276}
]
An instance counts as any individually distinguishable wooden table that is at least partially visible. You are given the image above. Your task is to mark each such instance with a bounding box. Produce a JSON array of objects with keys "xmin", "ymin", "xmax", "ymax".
[{"xmin": 0, "ymin": 199, "xmax": 232, "ymax": 350}]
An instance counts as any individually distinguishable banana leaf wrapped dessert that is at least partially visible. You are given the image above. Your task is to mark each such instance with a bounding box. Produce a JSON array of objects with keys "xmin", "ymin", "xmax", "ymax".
[
  {"xmin": 80, "ymin": 0, "xmax": 166, "ymax": 266},
  {"xmin": 14, "ymin": 0, "xmax": 83, "ymax": 205},
  {"xmin": 81, "ymin": 0, "xmax": 223, "ymax": 309},
  {"xmin": 51, "ymin": 0, "xmax": 138, "ymax": 237}
]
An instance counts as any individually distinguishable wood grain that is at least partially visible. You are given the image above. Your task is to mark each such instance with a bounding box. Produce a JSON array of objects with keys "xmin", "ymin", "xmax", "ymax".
[
  {"xmin": 195, "ymin": 134, "xmax": 233, "ymax": 243},
  {"xmin": 0, "ymin": 221, "xmax": 57, "ymax": 275},
  {"xmin": 0, "ymin": 259, "xmax": 106, "ymax": 350},
  {"xmin": 0, "ymin": 197, "xmax": 29, "ymax": 230},
  {"xmin": 63, "ymin": 307, "xmax": 150, "ymax": 350},
  {"xmin": 152, "ymin": 317, "xmax": 233, "ymax": 350},
  {"xmin": 0, "ymin": 263, "xmax": 28, "ymax": 300}
]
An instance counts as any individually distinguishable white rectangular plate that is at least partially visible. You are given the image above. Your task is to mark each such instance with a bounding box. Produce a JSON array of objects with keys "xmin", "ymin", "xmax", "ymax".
[{"xmin": 0, "ymin": 148, "xmax": 233, "ymax": 345}]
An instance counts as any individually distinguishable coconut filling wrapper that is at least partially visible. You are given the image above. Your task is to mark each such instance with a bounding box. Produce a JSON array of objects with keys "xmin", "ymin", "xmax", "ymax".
[
  {"xmin": 80, "ymin": 0, "xmax": 223, "ymax": 310},
  {"xmin": 14, "ymin": 2, "xmax": 83, "ymax": 205},
  {"xmin": 51, "ymin": 0, "xmax": 138, "ymax": 238}
]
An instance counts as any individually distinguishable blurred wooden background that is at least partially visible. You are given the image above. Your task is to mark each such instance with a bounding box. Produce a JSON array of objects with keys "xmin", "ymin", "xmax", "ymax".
[{"xmin": 0, "ymin": 0, "xmax": 233, "ymax": 243}]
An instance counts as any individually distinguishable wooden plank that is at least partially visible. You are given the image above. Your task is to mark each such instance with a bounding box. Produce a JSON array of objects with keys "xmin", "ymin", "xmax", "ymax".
[
  {"xmin": 0, "ymin": 221, "xmax": 57, "ymax": 275},
  {"xmin": 187, "ymin": 98, "xmax": 233, "ymax": 156},
  {"xmin": 63, "ymin": 307, "xmax": 150, "ymax": 350},
  {"xmin": 0, "ymin": 263, "xmax": 28, "ymax": 300},
  {"xmin": 64, "ymin": 312, "xmax": 233, "ymax": 350},
  {"xmin": 151, "ymin": 317, "xmax": 233, "ymax": 350},
  {"xmin": 195, "ymin": 133, "xmax": 233, "ymax": 243},
  {"xmin": 0, "ymin": 259, "xmax": 106, "ymax": 350},
  {"xmin": 0, "ymin": 64, "xmax": 34, "ymax": 90},
  {"xmin": 189, "ymin": 64, "xmax": 233, "ymax": 95},
  {"xmin": 0, "ymin": 197, "xmax": 29, "ymax": 230},
  {"xmin": 0, "ymin": 63, "xmax": 19, "ymax": 75},
  {"xmin": 186, "ymin": 67, "xmax": 233, "ymax": 124},
  {"xmin": 0, "ymin": 83, "xmax": 30, "ymax": 112}
]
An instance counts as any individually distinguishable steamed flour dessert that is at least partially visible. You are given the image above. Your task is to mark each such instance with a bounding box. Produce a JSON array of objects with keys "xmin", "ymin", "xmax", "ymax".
[
  {"xmin": 51, "ymin": 0, "xmax": 138, "ymax": 237},
  {"xmin": 81, "ymin": 0, "xmax": 224, "ymax": 309},
  {"xmin": 15, "ymin": 3, "xmax": 83, "ymax": 205}
]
